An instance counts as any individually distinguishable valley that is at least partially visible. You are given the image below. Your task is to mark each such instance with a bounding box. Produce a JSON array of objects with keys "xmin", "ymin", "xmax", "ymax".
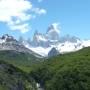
[
  {"xmin": 0, "ymin": 47, "xmax": 90, "ymax": 90},
  {"xmin": 0, "ymin": 0, "xmax": 90, "ymax": 90},
  {"xmin": 0, "ymin": 34, "xmax": 90, "ymax": 90}
]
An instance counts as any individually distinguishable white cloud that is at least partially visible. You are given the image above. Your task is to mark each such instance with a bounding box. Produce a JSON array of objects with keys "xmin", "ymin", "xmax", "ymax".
[
  {"xmin": 0, "ymin": 0, "xmax": 32, "ymax": 22},
  {"xmin": 10, "ymin": 24, "xmax": 30, "ymax": 33},
  {"xmin": 32, "ymin": 8, "xmax": 47, "ymax": 15},
  {"xmin": 0, "ymin": 0, "xmax": 47, "ymax": 33}
]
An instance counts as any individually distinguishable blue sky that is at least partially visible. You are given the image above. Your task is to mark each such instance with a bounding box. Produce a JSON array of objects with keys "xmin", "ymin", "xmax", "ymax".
[{"xmin": 0, "ymin": 0, "xmax": 90, "ymax": 40}]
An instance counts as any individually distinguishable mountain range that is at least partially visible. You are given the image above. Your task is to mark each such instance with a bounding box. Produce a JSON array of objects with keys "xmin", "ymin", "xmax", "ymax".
[
  {"xmin": 19, "ymin": 23, "xmax": 90, "ymax": 57},
  {"xmin": 0, "ymin": 23, "xmax": 90, "ymax": 57},
  {"xmin": 0, "ymin": 34, "xmax": 42, "ymax": 58}
]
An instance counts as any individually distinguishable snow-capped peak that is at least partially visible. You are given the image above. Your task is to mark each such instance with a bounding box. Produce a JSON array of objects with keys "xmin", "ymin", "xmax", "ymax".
[
  {"xmin": 47, "ymin": 23, "xmax": 60, "ymax": 34},
  {"xmin": 46, "ymin": 23, "xmax": 60, "ymax": 41},
  {"xmin": 33, "ymin": 30, "xmax": 46, "ymax": 42},
  {"xmin": 25, "ymin": 38, "xmax": 90, "ymax": 57}
]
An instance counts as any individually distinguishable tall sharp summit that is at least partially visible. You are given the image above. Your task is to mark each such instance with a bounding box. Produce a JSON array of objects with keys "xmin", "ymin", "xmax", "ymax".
[
  {"xmin": 31, "ymin": 23, "xmax": 60, "ymax": 47},
  {"xmin": 46, "ymin": 23, "xmax": 60, "ymax": 41}
]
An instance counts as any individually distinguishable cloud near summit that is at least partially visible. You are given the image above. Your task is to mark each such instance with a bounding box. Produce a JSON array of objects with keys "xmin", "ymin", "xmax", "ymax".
[{"xmin": 0, "ymin": 0, "xmax": 47, "ymax": 33}]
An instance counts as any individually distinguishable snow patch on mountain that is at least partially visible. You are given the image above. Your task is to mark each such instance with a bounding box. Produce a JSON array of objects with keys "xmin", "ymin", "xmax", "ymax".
[
  {"xmin": 82, "ymin": 40, "xmax": 90, "ymax": 47},
  {"xmin": 0, "ymin": 39, "xmax": 5, "ymax": 44},
  {"xmin": 25, "ymin": 39, "xmax": 90, "ymax": 57},
  {"xmin": 57, "ymin": 41, "xmax": 82, "ymax": 53},
  {"xmin": 25, "ymin": 44, "xmax": 52, "ymax": 57}
]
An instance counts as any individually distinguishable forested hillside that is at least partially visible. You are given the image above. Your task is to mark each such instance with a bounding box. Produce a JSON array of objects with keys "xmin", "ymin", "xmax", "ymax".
[
  {"xmin": 0, "ymin": 47, "xmax": 90, "ymax": 90},
  {"xmin": 0, "ymin": 61, "xmax": 37, "ymax": 90},
  {"xmin": 0, "ymin": 50, "xmax": 42, "ymax": 72},
  {"xmin": 30, "ymin": 47, "xmax": 90, "ymax": 90}
]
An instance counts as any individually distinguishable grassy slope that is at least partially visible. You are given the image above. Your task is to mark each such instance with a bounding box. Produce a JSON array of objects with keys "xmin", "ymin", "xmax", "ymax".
[
  {"xmin": 0, "ymin": 50, "xmax": 44, "ymax": 90},
  {"xmin": 0, "ymin": 50, "xmax": 42, "ymax": 72},
  {"xmin": 30, "ymin": 47, "xmax": 90, "ymax": 90}
]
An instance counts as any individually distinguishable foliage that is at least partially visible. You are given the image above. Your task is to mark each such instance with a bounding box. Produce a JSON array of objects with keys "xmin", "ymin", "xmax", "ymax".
[
  {"xmin": 0, "ymin": 50, "xmax": 42, "ymax": 72},
  {"xmin": 30, "ymin": 47, "xmax": 90, "ymax": 90},
  {"xmin": 0, "ymin": 50, "xmax": 42, "ymax": 90},
  {"xmin": 0, "ymin": 60, "xmax": 37, "ymax": 90}
]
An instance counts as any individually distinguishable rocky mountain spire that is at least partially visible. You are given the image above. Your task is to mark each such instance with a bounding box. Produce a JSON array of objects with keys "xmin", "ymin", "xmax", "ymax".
[{"xmin": 46, "ymin": 23, "xmax": 60, "ymax": 41}]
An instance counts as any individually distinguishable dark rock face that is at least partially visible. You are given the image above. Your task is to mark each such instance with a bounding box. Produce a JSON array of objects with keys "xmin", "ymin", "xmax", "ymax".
[
  {"xmin": 1, "ymin": 34, "xmax": 17, "ymax": 42},
  {"xmin": 48, "ymin": 47, "xmax": 59, "ymax": 57}
]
